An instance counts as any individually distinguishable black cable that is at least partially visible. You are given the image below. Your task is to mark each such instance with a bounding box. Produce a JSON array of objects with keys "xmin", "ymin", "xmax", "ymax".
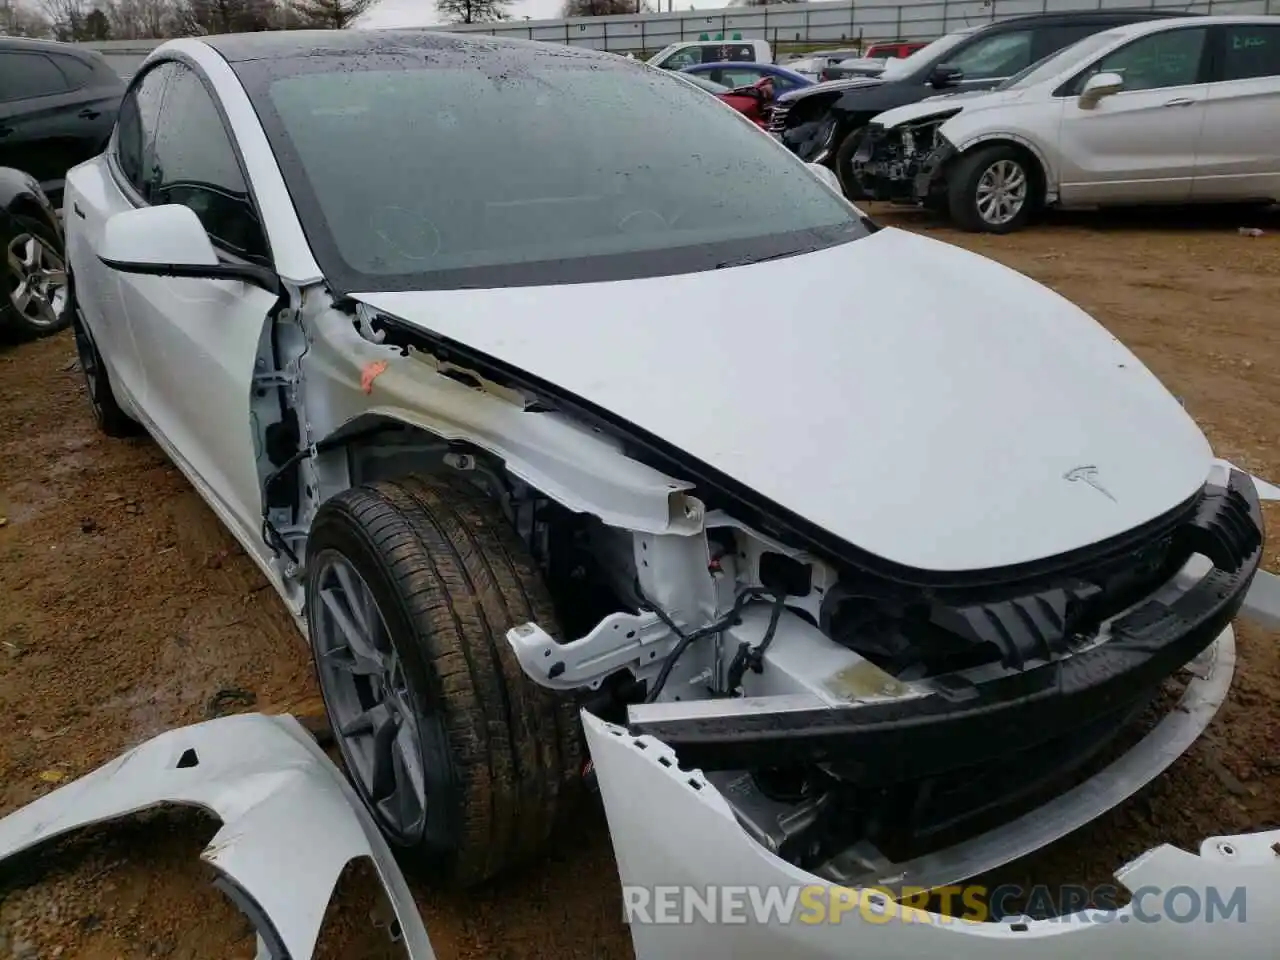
[
  {"xmin": 725, "ymin": 591, "xmax": 787, "ymax": 695},
  {"xmin": 639, "ymin": 585, "xmax": 782, "ymax": 704}
]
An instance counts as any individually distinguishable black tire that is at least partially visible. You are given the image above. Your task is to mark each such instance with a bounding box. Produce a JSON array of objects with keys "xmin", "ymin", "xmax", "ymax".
[
  {"xmin": 833, "ymin": 125, "xmax": 869, "ymax": 201},
  {"xmin": 2, "ymin": 214, "xmax": 70, "ymax": 338},
  {"xmin": 947, "ymin": 144, "xmax": 1038, "ymax": 234},
  {"xmin": 68, "ymin": 274, "xmax": 140, "ymax": 438},
  {"xmin": 305, "ymin": 474, "xmax": 583, "ymax": 888}
]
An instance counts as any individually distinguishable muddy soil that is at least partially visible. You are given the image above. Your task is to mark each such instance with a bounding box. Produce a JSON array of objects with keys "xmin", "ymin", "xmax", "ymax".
[{"xmin": 1, "ymin": 206, "xmax": 1278, "ymax": 959}]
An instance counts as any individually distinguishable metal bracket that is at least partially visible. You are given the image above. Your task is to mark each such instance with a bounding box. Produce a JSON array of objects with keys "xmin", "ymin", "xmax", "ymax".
[
  {"xmin": 506, "ymin": 612, "xmax": 676, "ymax": 691},
  {"xmin": 354, "ymin": 301, "xmax": 387, "ymax": 344}
]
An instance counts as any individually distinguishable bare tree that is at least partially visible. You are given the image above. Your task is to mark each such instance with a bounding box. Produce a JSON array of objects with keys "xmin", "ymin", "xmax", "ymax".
[
  {"xmin": 1, "ymin": 0, "xmax": 53, "ymax": 35},
  {"xmin": 107, "ymin": 0, "xmax": 180, "ymax": 39},
  {"xmin": 38, "ymin": 0, "xmax": 90, "ymax": 38},
  {"xmin": 435, "ymin": 0, "xmax": 509, "ymax": 24},
  {"xmin": 179, "ymin": 0, "xmax": 274, "ymax": 34},
  {"xmin": 290, "ymin": 0, "xmax": 372, "ymax": 28},
  {"xmin": 562, "ymin": 0, "xmax": 648, "ymax": 14}
]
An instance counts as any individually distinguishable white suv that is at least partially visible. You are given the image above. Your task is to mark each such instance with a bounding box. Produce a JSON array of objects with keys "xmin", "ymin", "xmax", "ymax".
[{"xmin": 853, "ymin": 15, "xmax": 1280, "ymax": 232}]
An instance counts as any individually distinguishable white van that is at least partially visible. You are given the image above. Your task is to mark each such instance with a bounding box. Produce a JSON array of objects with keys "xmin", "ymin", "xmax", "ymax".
[{"xmin": 647, "ymin": 37, "xmax": 773, "ymax": 70}]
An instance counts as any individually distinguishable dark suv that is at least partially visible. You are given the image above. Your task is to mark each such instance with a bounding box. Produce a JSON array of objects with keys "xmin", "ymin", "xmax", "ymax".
[
  {"xmin": 0, "ymin": 38, "xmax": 125, "ymax": 206},
  {"xmin": 770, "ymin": 10, "xmax": 1201, "ymax": 199}
]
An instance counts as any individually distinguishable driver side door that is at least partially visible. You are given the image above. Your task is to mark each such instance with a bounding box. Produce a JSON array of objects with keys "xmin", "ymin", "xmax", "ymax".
[{"xmin": 111, "ymin": 59, "xmax": 278, "ymax": 541}]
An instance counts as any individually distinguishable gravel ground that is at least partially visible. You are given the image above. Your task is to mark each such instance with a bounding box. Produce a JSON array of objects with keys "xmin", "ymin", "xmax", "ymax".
[{"xmin": 1, "ymin": 205, "xmax": 1278, "ymax": 959}]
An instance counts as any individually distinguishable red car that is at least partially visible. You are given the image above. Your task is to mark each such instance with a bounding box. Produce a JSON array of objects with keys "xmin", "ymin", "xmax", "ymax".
[
  {"xmin": 863, "ymin": 40, "xmax": 929, "ymax": 60},
  {"xmin": 679, "ymin": 72, "xmax": 774, "ymax": 128}
]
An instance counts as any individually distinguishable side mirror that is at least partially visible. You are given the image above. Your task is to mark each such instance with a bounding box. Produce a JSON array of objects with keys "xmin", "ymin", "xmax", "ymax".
[
  {"xmin": 929, "ymin": 64, "xmax": 963, "ymax": 88},
  {"xmin": 99, "ymin": 203, "xmax": 280, "ymax": 295},
  {"xmin": 1078, "ymin": 71, "xmax": 1124, "ymax": 108}
]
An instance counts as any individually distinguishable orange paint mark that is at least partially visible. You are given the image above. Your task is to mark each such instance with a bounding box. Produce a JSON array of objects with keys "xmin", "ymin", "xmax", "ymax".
[{"xmin": 361, "ymin": 360, "xmax": 389, "ymax": 395}]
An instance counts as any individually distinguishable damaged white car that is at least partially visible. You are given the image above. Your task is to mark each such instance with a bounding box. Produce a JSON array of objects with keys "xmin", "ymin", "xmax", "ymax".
[{"xmin": 64, "ymin": 25, "xmax": 1276, "ymax": 919}]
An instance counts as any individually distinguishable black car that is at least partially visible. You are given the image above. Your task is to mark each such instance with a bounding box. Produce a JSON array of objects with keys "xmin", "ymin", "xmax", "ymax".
[
  {"xmin": 1, "ymin": 166, "xmax": 67, "ymax": 338},
  {"xmin": 0, "ymin": 37, "xmax": 125, "ymax": 206},
  {"xmin": 769, "ymin": 10, "xmax": 1201, "ymax": 198}
]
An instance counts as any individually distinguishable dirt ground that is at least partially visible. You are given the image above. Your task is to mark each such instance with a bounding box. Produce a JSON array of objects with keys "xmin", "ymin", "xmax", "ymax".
[{"xmin": 2, "ymin": 205, "xmax": 1278, "ymax": 960}]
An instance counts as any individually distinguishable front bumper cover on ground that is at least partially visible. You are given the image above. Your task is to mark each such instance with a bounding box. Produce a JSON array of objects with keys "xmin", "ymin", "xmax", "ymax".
[{"xmin": 0, "ymin": 713, "xmax": 435, "ymax": 960}]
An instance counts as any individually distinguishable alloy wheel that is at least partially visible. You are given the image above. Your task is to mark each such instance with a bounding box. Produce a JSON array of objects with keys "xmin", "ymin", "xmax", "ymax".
[
  {"xmin": 975, "ymin": 159, "xmax": 1028, "ymax": 227},
  {"xmin": 311, "ymin": 549, "xmax": 449, "ymax": 846},
  {"xmin": 6, "ymin": 231, "xmax": 67, "ymax": 329}
]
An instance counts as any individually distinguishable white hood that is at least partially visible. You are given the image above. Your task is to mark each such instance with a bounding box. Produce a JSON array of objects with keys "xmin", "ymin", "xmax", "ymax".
[
  {"xmin": 874, "ymin": 87, "xmax": 1028, "ymax": 128},
  {"xmin": 353, "ymin": 227, "xmax": 1211, "ymax": 573}
]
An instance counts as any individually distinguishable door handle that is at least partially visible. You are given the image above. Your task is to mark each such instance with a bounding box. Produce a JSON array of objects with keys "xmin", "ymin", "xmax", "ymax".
[
  {"xmin": 78, "ymin": 108, "xmax": 101, "ymax": 119},
  {"xmin": 74, "ymin": 203, "xmax": 85, "ymax": 219},
  {"xmin": 1163, "ymin": 97, "xmax": 1195, "ymax": 107}
]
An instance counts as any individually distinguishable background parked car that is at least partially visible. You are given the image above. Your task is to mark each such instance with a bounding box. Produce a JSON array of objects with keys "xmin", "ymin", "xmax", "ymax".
[
  {"xmin": 677, "ymin": 71, "xmax": 777, "ymax": 127},
  {"xmin": 681, "ymin": 61, "xmax": 814, "ymax": 96},
  {"xmin": 0, "ymin": 38, "xmax": 125, "ymax": 206},
  {"xmin": 647, "ymin": 38, "xmax": 772, "ymax": 70},
  {"xmin": 819, "ymin": 57, "xmax": 889, "ymax": 82},
  {"xmin": 857, "ymin": 16, "xmax": 1280, "ymax": 233},
  {"xmin": 784, "ymin": 48, "xmax": 863, "ymax": 80},
  {"xmin": 769, "ymin": 10, "xmax": 1202, "ymax": 199},
  {"xmin": 864, "ymin": 40, "xmax": 930, "ymax": 60},
  {"xmin": 0, "ymin": 165, "xmax": 66, "ymax": 338}
]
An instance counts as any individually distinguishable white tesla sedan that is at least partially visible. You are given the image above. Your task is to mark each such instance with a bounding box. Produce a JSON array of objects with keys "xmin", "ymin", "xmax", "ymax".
[{"xmin": 63, "ymin": 28, "xmax": 1277, "ymax": 927}]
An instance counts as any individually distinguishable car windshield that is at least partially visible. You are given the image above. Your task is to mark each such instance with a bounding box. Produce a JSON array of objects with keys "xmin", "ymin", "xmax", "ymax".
[
  {"xmin": 879, "ymin": 27, "xmax": 978, "ymax": 80},
  {"xmin": 237, "ymin": 49, "xmax": 868, "ymax": 292},
  {"xmin": 995, "ymin": 29, "xmax": 1124, "ymax": 90}
]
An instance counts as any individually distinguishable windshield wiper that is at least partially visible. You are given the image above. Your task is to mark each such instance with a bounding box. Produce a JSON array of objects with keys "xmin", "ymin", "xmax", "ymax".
[{"xmin": 714, "ymin": 244, "xmax": 831, "ymax": 270}]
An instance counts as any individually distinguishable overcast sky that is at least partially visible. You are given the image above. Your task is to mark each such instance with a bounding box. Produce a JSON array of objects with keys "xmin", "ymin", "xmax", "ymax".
[{"xmin": 356, "ymin": 0, "xmax": 735, "ymax": 29}]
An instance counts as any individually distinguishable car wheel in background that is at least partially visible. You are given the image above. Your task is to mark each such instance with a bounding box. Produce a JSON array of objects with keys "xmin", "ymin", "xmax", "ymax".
[
  {"xmin": 3, "ymin": 215, "xmax": 70, "ymax": 337},
  {"xmin": 305, "ymin": 473, "xmax": 583, "ymax": 888},
  {"xmin": 833, "ymin": 125, "xmax": 869, "ymax": 201},
  {"xmin": 948, "ymin": 144, "xmax": 1037, "ymax": 233}
]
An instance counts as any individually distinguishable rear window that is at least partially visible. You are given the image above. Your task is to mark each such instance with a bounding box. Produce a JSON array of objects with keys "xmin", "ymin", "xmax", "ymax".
[{"xmin": 238, "ymin": 50, "xmax": 868, "ymax": 293}]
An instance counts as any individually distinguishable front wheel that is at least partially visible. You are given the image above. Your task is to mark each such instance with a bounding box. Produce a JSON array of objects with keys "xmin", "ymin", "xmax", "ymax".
[
  {"xmin": 305, "ymin": 474, "xmax": 583, "ymax": 887},
  {"xmin": 947, "ymin": 145, "xmax": 1037, "ymax": 233},
  {"xmin": 833, "ymin": 125, "xmax": 869, "ymax": 201},
  {"xmin": 3, "ymin": 215, "xmax": 69, "ymax": 337}
]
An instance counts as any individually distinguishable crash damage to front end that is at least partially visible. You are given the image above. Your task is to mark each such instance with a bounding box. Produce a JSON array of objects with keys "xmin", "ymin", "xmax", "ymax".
[
  {"xmin": 564, "ymin": 463, "xmax": 1266, "ymax": 866},
  {"xmin": 853, "ymin": 111, "xmax": 960, "ymax": 205}
]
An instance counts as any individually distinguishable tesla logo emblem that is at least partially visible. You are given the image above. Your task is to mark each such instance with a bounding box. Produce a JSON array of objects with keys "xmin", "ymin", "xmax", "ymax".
[{"xmin": 1063, "ymin": 465, "xmax": 1116, "ymax": 502}]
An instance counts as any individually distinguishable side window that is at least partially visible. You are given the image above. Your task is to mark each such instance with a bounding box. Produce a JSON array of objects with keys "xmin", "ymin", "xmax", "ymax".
[
  {"xmin": 1074, "ymin": 27, "xmax": 1207, "ymax": 93},
  {"xmin": 726, "ymin": 44, "xmax": 755, "ymax": 63},
  {"xmin": 50, "ymin": 54, "xmax": 95, "ymax": 90},
  {"xmin": 1221, "ymin": 24, "xmax": 1280, "ymax": 82},
  {"xmin": 150, "ymin": 63, "xmax": 266, "ymax": 260},
  {"xmin": 662, "ymin": 48, "xmax": 700, "ymax": 70},
  {"xmin": 946, "ymin": 30, "xmax": 1034, "ymax": 80},
  {"xmin": 720, "ymin": 68, "xmax": 763, "ymax": 88},
  {"xmin": 114, "ymin": 62, "xmax": 172, "ymax": 196},
  {"xmin": 1034, "ymin": 23, "xmax": 1103, "ymax": 62},
  {"xmin": 0, "ymin": 52, "xmax": 71, "ymax": 102}
]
